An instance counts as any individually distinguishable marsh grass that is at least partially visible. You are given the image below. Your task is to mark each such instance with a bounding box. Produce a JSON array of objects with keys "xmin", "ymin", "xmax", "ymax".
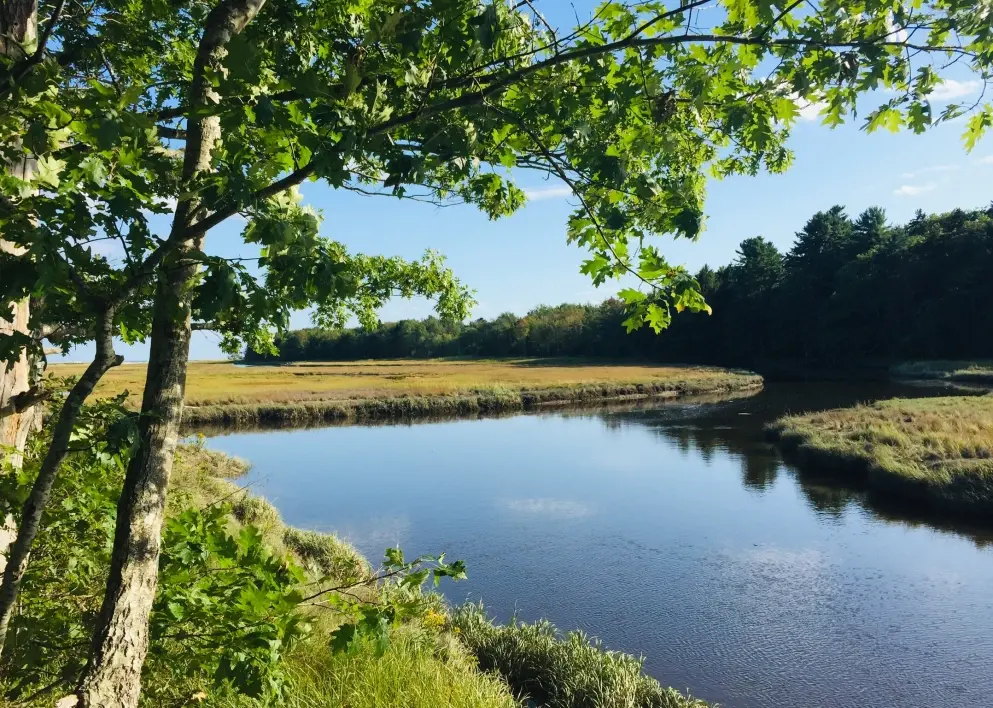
[
  {"xmin": 451, "ymin": 604, "xmax": 708, "ymax": 708},
  {"xmin": 767, "ymin": 396, "xmax": 993, "ymax": 517},
  {"xmin": 891, "ymin": 360, "xmax": 993, "ymax": 384},
  {"xmin": 216, "ymin": 623, "xmax": 519, "ymax": 708},
  {"xmin": 50, "ymin": 359, "xmax": 761, "ymax": 426},
  {"xmin": 170, "ymin": 442, "xmax": 369, "ymax": 582}
]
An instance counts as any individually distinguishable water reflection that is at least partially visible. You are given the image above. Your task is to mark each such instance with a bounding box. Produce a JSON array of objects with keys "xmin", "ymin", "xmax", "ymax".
[{"xmin": 589, "ymin": 382, "xmax": 993, "ymax": 548}]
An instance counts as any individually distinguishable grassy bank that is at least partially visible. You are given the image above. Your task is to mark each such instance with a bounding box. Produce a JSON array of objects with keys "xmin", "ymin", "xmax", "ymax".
[
  {"xmin": 50, "ymin": 359, "xmax": 762, "ymax": 427},
  {"xmin": 767, "ymin": 396, "xmax": 993, "ymax": 518},
  {"xmin": 891, "ymin": 360, "xmax": 993, "ymax": 384}
]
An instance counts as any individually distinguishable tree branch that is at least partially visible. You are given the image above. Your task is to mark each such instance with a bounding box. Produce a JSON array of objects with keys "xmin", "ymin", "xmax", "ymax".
[{"xmin": 184, "ymin": 23, "xmax": 977, "ymax": 237}]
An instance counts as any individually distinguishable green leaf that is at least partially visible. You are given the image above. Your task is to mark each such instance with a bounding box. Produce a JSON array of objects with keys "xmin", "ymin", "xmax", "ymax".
[
  {"xmin": 96, "ymin": 118, "xmax": 121, "ymax": 150},
  {"xmin": 35, "ymin": 155, "xmax": 65, "ymax": 188},
  {"xmin": 618, "ymin": 288, "xmax": 646, "ymax": 304},
  {"xmin": 329, "ymin": 623, "xmax": 358, "ymax": 654}
]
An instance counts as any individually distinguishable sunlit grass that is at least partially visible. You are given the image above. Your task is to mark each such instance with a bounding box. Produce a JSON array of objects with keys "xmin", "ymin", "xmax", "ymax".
[
  {"xmin": 768, "ymin": 396, "xmax": 993, "ymax": 515},
  {"xmin": 892, "ymin": 360, "xmax": 993, "ymax": 383},
  {"xmin": 50, "ymin": 359, "xmax": 761, "ymax": 426},
  {"xmin": 50, "ymin": 358, "xmax": 756, "ymax": 405}
]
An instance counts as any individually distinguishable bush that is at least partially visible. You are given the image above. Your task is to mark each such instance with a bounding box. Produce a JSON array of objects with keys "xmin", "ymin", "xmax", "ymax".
[{"xmin": 451, "ymin": 604, "xmax": 708, "ymax": 708}]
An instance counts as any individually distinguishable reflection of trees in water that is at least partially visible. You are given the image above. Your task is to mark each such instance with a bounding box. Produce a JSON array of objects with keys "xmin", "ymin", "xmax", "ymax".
[
  {"xmin": 785, "ymin": 461, "xmax": 993, "ymax": 548},
  {"xmin": 742, "ymin": 450, "xmax": 780, "ymax": 491},
  {"xmin": 599, "ymin": 400, "xmax": 993, "ymax": 549}
]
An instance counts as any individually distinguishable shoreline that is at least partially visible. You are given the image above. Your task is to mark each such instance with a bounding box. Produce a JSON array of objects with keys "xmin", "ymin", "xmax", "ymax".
[{"xmin": 182, "ymin": 376, "xmax": 764, "ymax": 428}]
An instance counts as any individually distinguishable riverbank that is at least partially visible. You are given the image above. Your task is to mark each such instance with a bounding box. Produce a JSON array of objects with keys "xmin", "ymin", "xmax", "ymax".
[
  {"xmin": 767, "ymin": 396, "xmax": 993, "ymax": 518},
  {"xmin": 50, "ymin": 359, "xmax": 762, "ymax": 427},
  {"xmin": 174, "ymin": 444, "xmax": 709, "ymax": 708}
]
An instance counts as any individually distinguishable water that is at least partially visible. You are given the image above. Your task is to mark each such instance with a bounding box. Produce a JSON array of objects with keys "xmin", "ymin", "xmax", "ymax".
[{"xmin": 205, "ymin": 382, "xmax": 993, "ymax": 708}]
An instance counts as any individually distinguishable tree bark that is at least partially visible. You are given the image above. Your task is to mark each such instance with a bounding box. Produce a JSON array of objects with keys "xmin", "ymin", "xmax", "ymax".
[
  {"xmin": 0, "ymin": 310, "xmax": 122, "ymax": 656},
  {"xmin": 75, "ymin": 2, "xmax": 266, "ymax": 705},
  {"xmin": 0, "ymin": 0, "xmax": 42, "ymax": 472}
]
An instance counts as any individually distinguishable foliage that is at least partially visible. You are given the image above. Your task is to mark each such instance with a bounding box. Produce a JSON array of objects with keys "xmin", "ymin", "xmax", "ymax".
[
  {"xmin": 767, "ymin": 395, "xmax": 993, "ymax": 516},
  {"xmin": 147, "ymin": 505, "xmax": 309, "ymax": 701},
  {"xmin": 0, "ymin": 401, "xmax": 467, "ymax": 704},
  {"xmin": 451, "ymin": 604, "xmax": 708, "ymax": 708},
  {"xmin": 250, "ymin": 203, "xmax": 993, "ymax": 368},
  {"xmin": 321, "ymin": 546, "xmax": 467, "ymax": 658},
  {"xmin": 4, "ymin": 0, "xmax": 993, "ymax": 369},
  {"xmin": 0, "ymin": 395, "xmax": 131, "ymax": 697}
]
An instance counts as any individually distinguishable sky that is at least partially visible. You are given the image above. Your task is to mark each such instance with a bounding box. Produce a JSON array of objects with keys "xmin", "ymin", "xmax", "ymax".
[{"xmin": 53, "ymin": 3, "xmax": 993, "ymax": 363}]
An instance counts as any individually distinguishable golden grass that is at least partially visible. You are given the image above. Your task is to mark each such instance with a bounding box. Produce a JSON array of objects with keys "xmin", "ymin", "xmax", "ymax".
[
  {"xmin": 768, "ymin": 396, "xmax": 993, "ymax": 516},
  {"xmin": 891, "ymin": 360, "xmax": 993, "ymax": 383},
  {"xmin": 50, "ymin": 358, "xmax": 752, "ymax": 405},
  {"xmin": 50, "ymin": 358, "xmax": 761, "ymax": 426}
]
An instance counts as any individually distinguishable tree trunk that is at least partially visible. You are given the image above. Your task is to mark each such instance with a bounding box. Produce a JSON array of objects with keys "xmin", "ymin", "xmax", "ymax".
[
  {"xmin": 75, "ymin": 2, "xmax": 266, "ymax": 705},
  {"xmin": 0, "ymin": 0, "xmax": 42, "ymax": 471},
  {"xmin": 0, "ymin": 310, "xmax": 121, "ymax": 656}
]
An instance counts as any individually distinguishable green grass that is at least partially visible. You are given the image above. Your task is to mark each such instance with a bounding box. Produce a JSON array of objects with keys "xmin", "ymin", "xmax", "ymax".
[
  {"xmin": 891, "ymin": 360, "xmax": 993, "ymax": 384},
  {"xmin": 171, "ymin": 441, "xmax": 370, "ymax": 583},
  {"xmin": 217, "ymin": 624, "xmax": 518, "ymax": 708},
  {"xmin": 767, "ymin": 396, "xmax": 993, "ymax": 516},
  {"xmin": 49, "ymin": 359, "xmax": 762, "ymax": 426},
  {"xmin": 451, "ymin": 604, "xmax": 708, "ymax": 708}
]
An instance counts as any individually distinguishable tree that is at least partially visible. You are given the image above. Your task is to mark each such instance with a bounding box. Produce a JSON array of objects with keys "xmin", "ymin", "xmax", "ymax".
[
  {"xmin": 731, "ymin": 237, "xmax": 784, "ymax": 297},
  {"xmin": 0, "ymin": 0, "xmax": 44, "ymax": 469},
  {"xmin": 0, "ymin": 0, "xmax": 472, "ymax": 675},
  {"xmin": 0, "ymin": 1, "xmax": 990, "ymax": 706},
  {"xmin": 852, "ymin": 206, "xmax": 891, "ymax": 254}
]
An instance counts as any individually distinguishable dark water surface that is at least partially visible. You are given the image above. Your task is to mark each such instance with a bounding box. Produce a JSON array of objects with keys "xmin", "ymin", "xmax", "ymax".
[{"xmin": 206, "ymin": 383, "xmax": 993, "ymax": 708}]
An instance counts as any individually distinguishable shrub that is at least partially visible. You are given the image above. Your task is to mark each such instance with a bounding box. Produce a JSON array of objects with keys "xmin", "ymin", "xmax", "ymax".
[{"xmin": 451, "ymin": 604, "xmax": 708, "ymax": 708}]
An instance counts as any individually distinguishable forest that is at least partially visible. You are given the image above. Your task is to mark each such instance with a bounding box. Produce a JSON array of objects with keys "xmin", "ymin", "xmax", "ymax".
[{"xmin": 249, "ymin": 203, "xmax": 993, "ymax": 369}]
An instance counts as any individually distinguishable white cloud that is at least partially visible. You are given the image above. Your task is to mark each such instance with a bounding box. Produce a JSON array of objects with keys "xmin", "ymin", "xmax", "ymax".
[
  {"xmin": 900, "ymin": 164, "xmax": 958, "ymax": 179},
  {"xmin": 979, "ymin": 155, "xmax": 993, "ymax": 165},
  {"xmin": 523, "ymin": 185, "xmax": 573, "ymax": 201},
  {"xmin": 929, "ymin": 79, "xmax": 981, "ymax": 102},
  {"xmin": 893, "ymin": 183, "xmax": 937, "ymax": 197},
  {"xmin": 797, "ymin": 100, "xmax": 827, "ymax": 121}
]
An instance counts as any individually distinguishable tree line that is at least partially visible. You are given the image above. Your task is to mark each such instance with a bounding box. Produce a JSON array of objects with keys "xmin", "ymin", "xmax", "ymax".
[{"xmin": 250, "ymin": 203, "xmax": 993, "ymax": 369}]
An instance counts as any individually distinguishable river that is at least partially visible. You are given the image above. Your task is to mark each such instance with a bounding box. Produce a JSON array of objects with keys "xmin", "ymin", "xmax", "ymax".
[{"xmin": 205, "ymin": 381, "xmax": 993, "ymax": 708}]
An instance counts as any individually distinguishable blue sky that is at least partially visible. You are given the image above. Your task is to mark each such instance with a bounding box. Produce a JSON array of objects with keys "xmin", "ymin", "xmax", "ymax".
[{"xmin": 55, "ymin": 4, "xmax": 993, "ymax": 362}]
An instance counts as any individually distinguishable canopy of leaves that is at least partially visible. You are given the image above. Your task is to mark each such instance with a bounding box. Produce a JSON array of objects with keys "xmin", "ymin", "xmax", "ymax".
[{"xmin": 1, "ymin": 0, "xmax": 992, "ymax": 361}]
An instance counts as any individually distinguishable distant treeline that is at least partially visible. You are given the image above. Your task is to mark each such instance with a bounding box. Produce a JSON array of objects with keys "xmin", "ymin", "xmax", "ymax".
[{"xmin": 247, "ymin": 204, "xmax": 993, "ymax": 368}]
